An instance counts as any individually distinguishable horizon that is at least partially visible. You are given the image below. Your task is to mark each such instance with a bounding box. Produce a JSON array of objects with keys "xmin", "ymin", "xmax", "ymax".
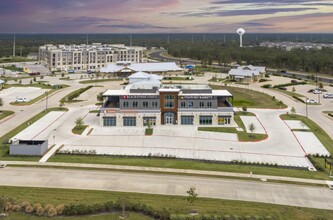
[{"xmin": 0, "ymin": 0, "xmax": 332, "ymax": 33}]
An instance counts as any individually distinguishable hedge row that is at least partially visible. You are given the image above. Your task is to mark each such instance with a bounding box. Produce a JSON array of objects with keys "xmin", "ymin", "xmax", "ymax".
[
  {"xmin": 273, "ymin": 82, "xmax": 307, "ymax": 89},
  {"xmin": 292, "ymin": 96, "xmax": 305, "ymax": 103},
  {"xmin": 60, "ymin": 85, "xmax": 93, "ymax": 102},
  {"xmin": 170, "ymin": 214, "xmax": 274, "ymax": 220}
]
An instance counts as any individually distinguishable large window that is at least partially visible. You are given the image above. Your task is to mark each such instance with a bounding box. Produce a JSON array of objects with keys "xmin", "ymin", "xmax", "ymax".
[
  {"xmin": 103, "ymin": 117, "xmax": 116, "ymax": 126},
  {"xmin": 133, "ymin": 101, "xmax": 138, "ymax": 108},
  {"xmin": 199, "ymin": 102, "xmax": 205, "ymax": 108},
  {"xmin": 123, "ymin": 101, "xmax": 129, "ymax": 108},
  {"xmin": 143, "ymin": 101, "xmax": 149, "ymax": 108},
  {"xmin": 181, "ymin": 116, "xmax": 194, "ymax": 125},
  {"xmin": 143, "ymin": 117, "xmax": 156, "ymax": 126},
  {"xmin": 164, "ymin": 101, "xmax": 175, "ymax": 108},
  {"xmin": 123, "ymin": 117, "xmax": 136, "ymax": 126},
  {"xmin": 180, "ymin": 101, "xmax": 186, "ymax": 108},
  {"xmin": 207, "ymin": 102, "xmax": 212, "ymax": 108},
  {"xmin": 152, "ymin": 101, "xmax": 158, "ymax": 108},
  {"xmin": 218, "ymin": 116, "xmax": 231, "ymax": 125},
  {"xmin": 164, "ymin": 95, "xmax": 175, "ymax": 100},
  {"xmin": 188, "ymin": 102, "xmax": 193, "ymax": 108},
  {"xmin": 199, "ymin": 116, "xmax": 213, "ymax": 125}
]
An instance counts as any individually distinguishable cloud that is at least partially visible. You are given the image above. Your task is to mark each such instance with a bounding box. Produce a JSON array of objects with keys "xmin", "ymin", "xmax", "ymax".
[
  {"xmin": 180, "ymin": 7, "xmax": 317, "ymax": 17},
  {"xmin": 98, "ymin": 23, "xmax": 178, "ymax": 30},
  {"xmin": 212, "ymin": 0, "xmax": 325, "ymax": 5}
]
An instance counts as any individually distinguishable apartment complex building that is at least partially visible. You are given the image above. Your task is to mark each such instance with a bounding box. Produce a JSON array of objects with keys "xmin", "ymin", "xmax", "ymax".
[
  {"xmin": 100, "ymin": 74, "xmax": 234, "ymax": 127},
  {"xmin": 38, "ymin": 43, "xmax": 146, "ymax": 71}
]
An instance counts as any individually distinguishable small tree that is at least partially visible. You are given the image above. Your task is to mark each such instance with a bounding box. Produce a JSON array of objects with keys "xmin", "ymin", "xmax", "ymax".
[
  {"xmin": 290, "ymin": 107, "xmax": 296, "ymax": 115},
  {"xmin": 242, "ymin": 106, "xmax": 247, "ymax": 112},
  {"xmin": 97, "ymin": 92, "xmax": 103, "ymax": 102},
  {"xmin": 186, "ymin": 186, "xmax": 198, "ymax": 213},
  {"xmin": 19, "ymin": 79, "xmax": 22, "ymax": 84},
  {"xmin": 292, "ymin": 87, "xmax": 296, "ymax": 92},
  {"xmin": 319, "ymin": 82, "xmax": 324, "ymax": 89},
  {"xmin": 75, "ymin": 117, "xmax": 84, "ymax": 128},
  {"xmin": 117, "ymin": 196, "xmax": 129, "ymax": 218},
  {"xmin": 0, "ymin": 97, "xmax": 3, "ymax": 111},
  {"xmin": 33, "ymin": 77, "xmax": 36, "ymax": 82},
  {"xmin": 0, "ymin": 196, "xmax": 6, "ymax": 214},
  {"xmin": 248, "ymin": 123, "xmax": 256, "ymax": 137}
]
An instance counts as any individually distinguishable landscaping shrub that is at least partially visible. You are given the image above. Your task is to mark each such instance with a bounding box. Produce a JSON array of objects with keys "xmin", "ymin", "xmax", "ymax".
[
  {"xmin": 261, "ymin": 84, "xmax": 272, "ymax": 88},
  {"xmin": 259, "ymin": 79, "xmax": 269, "ymax": 83},
  {"xmin": 44, "ymin": 204, "xmax": 54, "ymax": 212},
  {"xmin": 36, "ymin": 207, "xmax": 45, "ymax": 216},
  {"xmin": 33, "ymin": 203, "xmax": 42, "ymax": 211},
  {"xmin": 21, "ymin": 201, "xmax": 30, "ymax": 208},
  {"xmin": 242, "ymin": 106, "xmax": 247, "ymax": 112},
  {"xmin": 55, "ymin": 204, "xmax": 65, "ymax": 214},
  {"xmin": 47, "ymin": 208, "xmax": 57, "ymax": 217},
  {"xmin": 11, "ymin": 204, "xmax": 21, "ymax": 212},
  {"xmin": 25, "ymin": 205, "xmax": 34, "ymax": 213},
  {"xmin": 4, "ymin": 202, "xmax": 12, "ymax": 211}
]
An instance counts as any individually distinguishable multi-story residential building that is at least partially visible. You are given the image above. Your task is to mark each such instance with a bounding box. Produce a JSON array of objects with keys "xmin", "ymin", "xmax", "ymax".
[
  {"xmin": 99, "ymin": 75, "xmax": 234, "ymax": 127},
  {"xmin": 38, "ymin": 43, "xmax": 146, "ymax": 71}
]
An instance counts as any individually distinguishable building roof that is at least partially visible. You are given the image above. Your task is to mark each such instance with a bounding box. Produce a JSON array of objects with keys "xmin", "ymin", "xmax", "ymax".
[
  {"xmin": 228, "ymin": 65, "xmax": 266, "ymax": 77},
  {"xmin": 128, "ymin": 72, "xmax": 163, "ymax": 80},
  {"xmin": 100, "ymin": 62, "xmax": 183, "ymax": 73}
]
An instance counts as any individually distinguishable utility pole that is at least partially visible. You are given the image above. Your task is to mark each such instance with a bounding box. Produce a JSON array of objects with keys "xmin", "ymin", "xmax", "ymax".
[
  {"xmin": 45, "ymin": 91, "xmax": 48, "ymax": 111},
  {"xmin": 305, "ymin": 97, "xmax": 308, "ymax": 118},
  {"xmin": 13, "ymin": 34, "xmax": 16, "ymax": 57}
]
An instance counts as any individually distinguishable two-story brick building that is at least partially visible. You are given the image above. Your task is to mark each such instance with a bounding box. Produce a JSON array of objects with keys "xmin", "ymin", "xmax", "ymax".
[{"xmin": 100, "ymin": 81, "xmax": 234, "ymax": 127}]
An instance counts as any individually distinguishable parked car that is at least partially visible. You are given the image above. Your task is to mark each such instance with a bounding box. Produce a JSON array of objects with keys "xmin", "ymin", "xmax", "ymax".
[
  {"xmin": 278, "ymin": 87, "xmax": 287, "ymax": 91},
  {"xmin": 306, "ymin": 99, "xmax": 318, "ymax": 104},
  {"xmin": 313, "ymin": 90, "xmax": 322, "ymax": 94},
  {"xmin": 16, "ymin": 97, "xmax": 27, "ymax": 102},
  {"xmin": 323, "ymin": 93, "xmax": 333, "ymax": 98},
  {"xmin": 28, "ymin": 72, "xmax": 40, "ymax": 76},
  {"xmin": 67, "ymin": 70, "xmax": 75, "ymax": 74},
  {"xmin": 291, "ymin": 80, "xmax": 298, "ymax": 83}
]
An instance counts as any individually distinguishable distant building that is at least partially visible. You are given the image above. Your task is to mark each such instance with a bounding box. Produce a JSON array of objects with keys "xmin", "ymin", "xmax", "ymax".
[
  {"xmin": 228, "ymin": 65, "xmax": 266, "ymax": 83},
  {"xmin": 99, "ymin": 72, "xmax": 234, "ymax": 127},
  {"xmin": 38, "ymin": 43, "xmax": 146, "ymax": 71},
  {"xmin": 100, "ymin": 62, "xmax": 183, "ymax": 76},
  {"xmin": 260, "ymin": 41, "xmax": 333, "ymax": 51}
]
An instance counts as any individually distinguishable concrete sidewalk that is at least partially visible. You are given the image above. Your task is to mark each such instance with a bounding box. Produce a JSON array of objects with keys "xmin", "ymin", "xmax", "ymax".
[{"xmin": 2, "ymin": 160, "xmax": 331, "ymax": 186}]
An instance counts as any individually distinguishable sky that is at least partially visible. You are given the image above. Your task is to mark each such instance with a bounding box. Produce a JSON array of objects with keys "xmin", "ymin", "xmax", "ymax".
[{"xmin": 0, "ymin": 0, "xmax": 332, "ymax": 33}]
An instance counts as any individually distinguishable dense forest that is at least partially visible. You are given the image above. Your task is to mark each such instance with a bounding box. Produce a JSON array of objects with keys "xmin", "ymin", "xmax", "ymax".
[
  {"xmin": 0, "ymin": 33, "xmax": 333, "ymax": 75},
  {"xmin": 168, "ymin": 41, "xmax": 333, "ymax": 75}
]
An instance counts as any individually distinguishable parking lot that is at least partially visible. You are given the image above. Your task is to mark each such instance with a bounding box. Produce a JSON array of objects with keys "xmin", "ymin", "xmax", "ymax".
[{"xmin": 0, "ymin": 86, "xmax": 49, "ymax": 104}]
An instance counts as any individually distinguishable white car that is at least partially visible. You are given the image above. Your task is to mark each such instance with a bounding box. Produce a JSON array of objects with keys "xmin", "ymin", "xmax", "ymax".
[
  {"xmin": 306, "ymin": 99, "xmax": 318, "ymax": 104},
  {"xmin": 323, "ymin": 93, "xmax": 333, "ymax": 98},
  {"xmin": 15, "ymin": 97, "xmax": 27, "ymax": 102},
  {"xmin": 313, "ymin": 90, "xmax": 322, "ymax": 94}
]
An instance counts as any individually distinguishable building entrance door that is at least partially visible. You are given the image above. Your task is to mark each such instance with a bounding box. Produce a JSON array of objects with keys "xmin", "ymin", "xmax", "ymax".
[{"xmin": 164, "ymin": 112, "xmax": 174, "ymax": 125}]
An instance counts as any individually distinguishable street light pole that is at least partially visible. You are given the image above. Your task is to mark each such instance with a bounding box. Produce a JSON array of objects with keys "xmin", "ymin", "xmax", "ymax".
[
  {"xmin": 305, "ymin": 97, "xmax": 308, "ymax": 118},
  {"xmin": 45, "ymin": 91, "xmax": 48, "ymax": 110}
]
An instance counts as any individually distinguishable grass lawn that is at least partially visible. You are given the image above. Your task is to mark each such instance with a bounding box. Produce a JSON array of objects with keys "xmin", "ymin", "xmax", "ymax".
[
  {"xmin": 72, "ymin": 125, "xmax": 88, "ymax": 135},
  {"xmin": 49, "ymin": 154, "xmax": 329, "ymax": 180},
  {"xmin": 198, "ymin": 111, "xmax": 267, "ymax": 142},
  {"xmin": 89, "ymin": 110, "xmax": 99, "ymax": 113},
  {"xmin": 0, "ymin": 110, "xmax": 15, "ymax": 120},
  {"xmin": 0, "ymin": 107, "xmax": 68, "ymax": 161},
  {"xmin": 0, "ymin": 186, "xmax": 332, "ymax": 220},
  {"xmin": 79, "ymin": 79, "xmax": 122, "ymax": 84},
  {"xmin": 210, "ymin": 85, "xmax": 287, "ymax": 109},
  {"xmin": 280, "ymin": 114, "xmax": 333, "ymax": 155},
  {"xmin": 275, "ymin": 88, "xmax": 305, "ymax": 98},
  {"xmin": 9, "ymin": 84, "xmax": 69, "ymax": 106},
  {"xmin": 6, "ymin": 212, "xmax": 151, "ymax": 220}
]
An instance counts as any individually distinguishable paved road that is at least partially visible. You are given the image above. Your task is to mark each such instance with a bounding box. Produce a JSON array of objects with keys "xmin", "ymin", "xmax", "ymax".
[{"xmin": 1, "ymin": 167, "xmax": 333, "ymax": 210}]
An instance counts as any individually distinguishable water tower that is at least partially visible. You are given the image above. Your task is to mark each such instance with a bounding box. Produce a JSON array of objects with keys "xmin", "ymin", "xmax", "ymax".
[{"xmin": 237, "ymin": 28, "xmax": 245, "ymax": 47}]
